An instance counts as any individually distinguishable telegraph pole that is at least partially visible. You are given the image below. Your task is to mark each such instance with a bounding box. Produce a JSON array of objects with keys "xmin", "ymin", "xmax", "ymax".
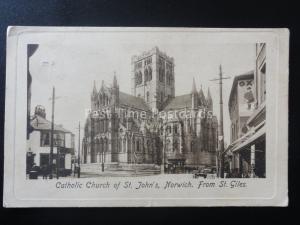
[
  {"xmin": 49, "ymin": 86, "xmax": 55, "ymax": 179},
  {"xmin": 78, "ymin": 122, "xmax": 81, "ymax": 167},
  {"xmin": 210, "ymin": 65, "xmax": 230, "ymax": 178},
  {"xmin": 78, "ymin": 121, "xmax": 81, "ymax": 178},
  {"xmin": 48, "ymin": 87, "xmax": 62, "ymax": 179}
]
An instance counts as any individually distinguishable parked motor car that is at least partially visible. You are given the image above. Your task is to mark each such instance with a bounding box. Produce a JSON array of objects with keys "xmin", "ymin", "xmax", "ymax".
[
  {"xmin": 29, "ymin": 165, "xmax": 40, "ymax": 179},
  {"xmin": 193, "ymin": 167, "xmax": 216, "ymax": 179},
  {"xmin": 193, "ymin": 169, "xmax": 207, "ymax": 178}
]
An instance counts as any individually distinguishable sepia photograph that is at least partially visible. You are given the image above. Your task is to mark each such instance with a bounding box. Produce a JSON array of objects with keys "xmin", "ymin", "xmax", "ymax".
[
  {"xmin": 26, "ymin": 39, "xmax": 266, "ymax": 179},
  {"xmin": 3, "ymin": 27, "xmax": 288, "ymax": 207}
]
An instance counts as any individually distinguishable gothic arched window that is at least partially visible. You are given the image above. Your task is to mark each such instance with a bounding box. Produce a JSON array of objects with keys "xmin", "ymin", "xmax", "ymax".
[
  {"xmin": 135, "ymin": 72, "xmax": 143, "ymax": 86},
  {"xmin": 123, "ymin": 139, "xmax": 126, "ymax": 152},
  {"xmin": 166, "ymin": 71, "xmax": 171, "ymax": 85},
  {"xmin": 119, "ymin": 139, "xmax": 122, "ymax": 153},
  {"xmin": 100, "ymin": 138, "xmax": 103, "ymax": 153},
  {"xmin": 174, "ymin": 140, "xmax": 178, "ymax": 152},
  {"xmin": 137, "ymin": 140, "xmax": 140, "ymax": 152},
  {"xmin": 138, "ymin": 71, "xmax": 143, "ymax": 85},
  {"xmin": 144, "ymin": 68, "xmax": 148, "ymax": 83},
  {"xmin": 146, "ymin": 91, "xmax": 150, "ymax": 102},
  {"xmin": 95, "ymin": 139, "xmax": 100, "ymax": 154},
  {"xmin": 100, "ymin": 94, "xmax": 103, "ymax": 105},
  {"xmin": 159, "ymin": 68, "xmax": 165, "ymax": 83},
  {"xmin": 148, "ymin": 67, "xmax": 152, "ymax": 81},
  {"xmin": 104, "ymin": 138, "xmax": 108, "ymax": 152},
  {"xmin": 174, "ymin": 125, "xmax": 178, "ymax": 134},
  {"xmin": 135, "ymin": 72, "xmax": 139, "ymax": 85}
]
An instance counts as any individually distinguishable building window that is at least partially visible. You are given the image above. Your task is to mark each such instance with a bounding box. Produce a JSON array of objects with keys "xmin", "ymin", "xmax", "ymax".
[
  {"xmin": 119, "ymin": 139, "xmax": 122, "ymax": 153},
  {"xmin": 159, "ymin": 68, "xmax": 165, "ymax": 83},
  {"xmin": 40, "ymin": 131, "xmax": 50, "ymax": 146},
  {"xmin": 160, "ymin": 92, "xmax": 164, "ymax": 102},
  {"xmin": 144, "ymin": 68, "xmax": 148, "ymax": 83},
  {"xmin": 260, "ymin": 63, "xmax": 266, "ymax": 103},
  {"xmin": 146, "ymin": 91, "xmax": 150, "ymax": 102},
  {"xmin": 174, "ymin": 125, "xmax": 178, "ymax": 134},
  {"xmin": 137, "ymin": 140, "xmax": 140, "ymax": 152},
  {"xmin": 144, "ymin": 57, "xmax": 152, "ymax": 65},
  {"xmin": 135, "ymin": 71, "xmax": 143, "ymax": 85},
  {"xmin": 40, "ymin": 153, "xmax": 49, "ymax": 167},
  {"xmin": 174, "ymin": 140, "xmax": 178, "ymax": 151},
  {"xmin": 148, "ymin": 67, "xmax": 152, "ymax": 81},
  {"xmin": 54, "ymin": 133, "xmax": 65, "ymax": 147},
  {"xmin": 167, "ymin": 126, "xmax": 172, "ymax": 134},
  {"xmin": 166, "ymin": 71, "xmax": 171, "ymax": 85}
]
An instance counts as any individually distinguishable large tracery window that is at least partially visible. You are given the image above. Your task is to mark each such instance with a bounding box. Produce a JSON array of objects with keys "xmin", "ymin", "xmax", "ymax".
[
  {"xmin": 166, "ymin": 71, "xmax": 171, "ymax": 85},
  {"xmin": 135, "ymin": 71, "xmax": 143, "ymax": 86},
  {"xmin": 148, "ymin": 67, "xmax": 152, "ymax": 81},
  {"xmin": 144, "ymin": 68, "xmax": 148, "ymax": 83},
  {"xmin": 159, "ymin": 68, "xmax": 165, "ymax": 83},
  {"xmin": 144, "ymin": 67, "xmax": 152, "ymax": 82}
]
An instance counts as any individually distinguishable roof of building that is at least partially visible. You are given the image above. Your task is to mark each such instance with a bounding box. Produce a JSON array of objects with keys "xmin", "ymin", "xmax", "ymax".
[
  {"xmin": 163, "ymin": 94, "xmax": 192, "ymax": 110},
  {"xmin": 119, "ymin": 92, "xmax": 151, "ymax": 111},
  {"xmin": 30, "ymin": 115, "xmax": 72, "ymax": 133}
]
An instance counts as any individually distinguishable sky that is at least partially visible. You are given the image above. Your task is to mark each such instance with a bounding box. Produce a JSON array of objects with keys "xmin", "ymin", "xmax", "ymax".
[{"xmin": 29, "ymin": 31, "xmax": 256, "ymax": 152}]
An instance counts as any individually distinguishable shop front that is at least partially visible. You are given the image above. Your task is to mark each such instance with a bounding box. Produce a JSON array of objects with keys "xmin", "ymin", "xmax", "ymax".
[{"xmin": 226, "ymin": 124, "xmax": 266, "ymax": 178}]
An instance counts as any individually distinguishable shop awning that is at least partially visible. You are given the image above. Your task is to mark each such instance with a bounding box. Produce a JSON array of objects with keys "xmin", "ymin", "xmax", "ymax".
[{"xmin": 231, "ymin": 125, "xmax": 266, "ymax": 153}]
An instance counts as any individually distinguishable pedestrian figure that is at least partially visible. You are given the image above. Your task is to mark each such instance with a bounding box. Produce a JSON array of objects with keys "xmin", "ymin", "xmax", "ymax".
[
  {"xmin": 73, "ymin": 163, "xmax": 76, "ymax": 177},
  {"xmin": 41, "ymin": 164, "xmax": 48, "ymax": 179},
  {"xmin": 77, "ymin": 166, "xmax": 80, "ymax": 178}
]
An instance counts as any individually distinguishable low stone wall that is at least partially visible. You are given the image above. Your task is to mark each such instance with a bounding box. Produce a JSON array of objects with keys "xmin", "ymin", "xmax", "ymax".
[{"xmin": 81, "ymin": 162, "xmax": 160, "ymax": 174}]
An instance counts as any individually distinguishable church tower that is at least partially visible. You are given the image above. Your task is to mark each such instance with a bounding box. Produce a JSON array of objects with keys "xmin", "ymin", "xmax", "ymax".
[{"xmin": 131, "ymin": 47, "xmax": 175, "ymax": 111}]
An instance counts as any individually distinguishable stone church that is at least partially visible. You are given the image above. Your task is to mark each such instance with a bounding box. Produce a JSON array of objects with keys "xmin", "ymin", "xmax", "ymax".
[{"xmin": 81, "ymin": 47, "xmax": 218, "ymax": 171}]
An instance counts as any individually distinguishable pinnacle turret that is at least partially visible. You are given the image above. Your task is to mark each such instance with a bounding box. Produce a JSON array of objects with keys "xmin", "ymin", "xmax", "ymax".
[
  {"xmin": 191, "ymin": 77, "xmax": 197, "ymax": 94},
  {"xmin": 92, "ymin": 80, "xmax": 97, "ymax": 95}
]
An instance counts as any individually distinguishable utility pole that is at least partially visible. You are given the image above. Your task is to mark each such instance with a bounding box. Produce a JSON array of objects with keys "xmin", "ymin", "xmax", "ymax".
[
  {"xmin": 49, "ymin": 86, "xmax": 55, "ymax": 179},
  {"xmin": 78, "ymin": 122, "xmax": 80, "ymax": 164},
  {"xmin": 78, "ymin": 121, "xmax": 81, "ymax": 178},
  {"xmin": 210, "ymin": 65, "xmax": 230, "ymax": 178},
  {"xmin": 48, "ymin": 87, "xmax": 62, "ymax": 179}
]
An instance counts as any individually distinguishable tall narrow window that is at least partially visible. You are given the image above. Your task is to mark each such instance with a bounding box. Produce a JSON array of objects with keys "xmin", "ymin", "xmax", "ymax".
[
  {"xmin": 174, "ymin": 125, "xmax": 178, "ymax": 134},
  {"xmin": 146, "ymin": 91, "xmax": 150, "ymax": 102},
  {"xmin": 144, "ymin": 68, "xmax": 148, "ymax": 83},
  {"xmin": 137, "ymin": 140, "xmax": 140, "ymax": 152},
  {"xmin": 40, "ymin": 131, "xmax": 50, "ymax": 146},
  {"xmin": 148, "ymin": 67, "xmax": 152, "ymax": 81}
]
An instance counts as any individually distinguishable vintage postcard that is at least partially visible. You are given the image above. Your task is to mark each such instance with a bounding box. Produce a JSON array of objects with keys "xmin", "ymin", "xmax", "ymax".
[{"xmin": 3, "ymin": 27, "xmax": 289, "ymax": 207}]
